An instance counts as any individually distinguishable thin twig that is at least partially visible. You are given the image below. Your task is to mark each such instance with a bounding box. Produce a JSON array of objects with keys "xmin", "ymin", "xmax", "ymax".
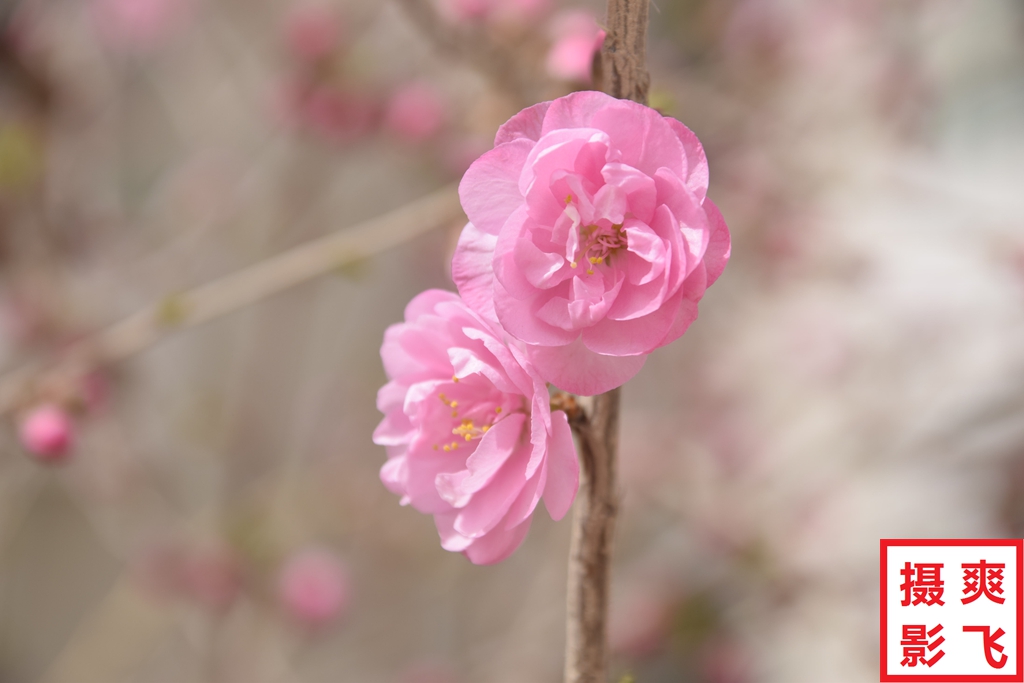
[
  {"xmin": 0, "ymin": 183, "xmax": 463, "ymax": 417},
  {"xmin": 564, "ymin": 1, "xmax": 650, "ymax": 681},
  {"xmin": 395, "ymin": 0, "xmax": 536, "ymax": 105}
]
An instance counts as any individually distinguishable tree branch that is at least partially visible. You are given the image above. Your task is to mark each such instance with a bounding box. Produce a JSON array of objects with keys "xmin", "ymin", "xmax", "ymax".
[
  {"xmin": 0, "ymin": 183, "xmax": 462, "ymax": 417},
  {"xmin": 564, "ymin": 1, "xmax": 650, "ymax": 681}
]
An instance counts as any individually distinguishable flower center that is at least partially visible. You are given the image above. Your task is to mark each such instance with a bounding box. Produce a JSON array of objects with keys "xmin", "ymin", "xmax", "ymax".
[
  {"xmin": 432, "ymin": 383, "xmax": 514, "ymax": 452},
  {"xmin": 570, "ymin": 223, "xmax": 627, "ymax": 275}
]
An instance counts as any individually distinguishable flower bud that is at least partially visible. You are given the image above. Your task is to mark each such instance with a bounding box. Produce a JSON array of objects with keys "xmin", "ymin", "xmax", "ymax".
[
  {"xmin": 278, "ymin": 547, "xmax": 349, "ymax": 628},
  {"xmin": 19, "ymin": 404, "xmax": 74, "ymax": 462}
]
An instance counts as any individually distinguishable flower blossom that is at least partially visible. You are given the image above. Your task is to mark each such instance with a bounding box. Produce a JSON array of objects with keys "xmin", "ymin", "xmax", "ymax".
[
  {"xmin": 19, "ymin": 404, "xmax": 74, "ymax": 462},
  {"xmin": 452, "ymin": 90, "xmax": 731, "ymax": 395},
  {"xmin": 545, "ymin": 10, "xmax": 605, "ymax": 83},
  {"xmin": 373, "ymin": 290, "xmax": 578, "ymax": 564},
  {"xmin": 278, "ymin": 547, "xmax": 349, "ymax": 628}
]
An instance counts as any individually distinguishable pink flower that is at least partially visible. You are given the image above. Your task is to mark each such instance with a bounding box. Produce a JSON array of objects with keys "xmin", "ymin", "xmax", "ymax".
[
  {"xmin": 283, "ymin": 3, "xmax": 344, "ymax": 64},
  {"xmin": 301, "ymin": 86, "xmax": 378, "ymax": 143},
  {"xmin": 545, "ymin": 10, "xmax": 605, "ymax": 83},
  {"xmin": 384, "ymin": 82, "xmax": 447, "ymax": 144},
  {"xmin": 373, "ymin": 290, "xmax": 578, "ymax": 564},
  {"xmin": 452, "ymin": 90, "xmax": 731, "ymax": 395},
  {"xmin": 278, "ymin": 547, "xmax": 349, "ymax": 628},
  {"xmin": 89, "ymin": 0, "xmax": 190, "ymax": 53},
  {"xmin": 19, "ymin": 404, "xmax": 74, "ymax": 462}
]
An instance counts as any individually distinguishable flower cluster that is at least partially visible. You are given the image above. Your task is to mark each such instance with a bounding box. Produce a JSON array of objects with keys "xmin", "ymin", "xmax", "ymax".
[{"xmin": 375, "ymin": 90, "xmax": 730, "ymax": 563}]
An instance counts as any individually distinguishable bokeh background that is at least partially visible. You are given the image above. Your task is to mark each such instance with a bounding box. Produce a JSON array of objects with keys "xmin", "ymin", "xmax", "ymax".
[{"xmin": 0, "ymin": 0, "xmax": 1023, "ymax": 681}]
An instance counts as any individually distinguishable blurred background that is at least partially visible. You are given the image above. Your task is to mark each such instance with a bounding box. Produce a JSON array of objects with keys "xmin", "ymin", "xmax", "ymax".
[{"xmin": 0, "ymin": 0, "xmax": 1022, "ymax": 681}]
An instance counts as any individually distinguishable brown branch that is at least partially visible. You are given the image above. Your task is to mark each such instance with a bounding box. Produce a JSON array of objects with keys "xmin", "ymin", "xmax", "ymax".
[
  {"xmin": 0, "ymin": 183, "xmax": 463, "ymax": 417},
  {"xmin": 563, "ymin": 389, "xmax": 621, "ymax": 683},
  {"xmin": 564, "ymin": 1, "xmax": 650, "ymax": 682},
  {"xmin": 595, "ymin": 0, "xmax": 650, "ymax": 105}
]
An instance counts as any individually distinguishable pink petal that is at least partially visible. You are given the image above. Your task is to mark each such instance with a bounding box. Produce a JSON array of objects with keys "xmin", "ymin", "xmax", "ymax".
[
  {"xmin": 664, "ymin": 117, "xmax": 709, "ymax": 201},
  {"xmin": 581, "ymin": 286, "xmax": 683, "ymax": 355},
  {"xmin": 495, "ymin": 101, "xmax": 551, "ymax": 145},
  {"xmin": 653, "ymin": 170, "xmax": 710, "ymax": 277},
  {"xmin": 459, "ymin": 139, "xmax": 532, "ymax": 236},
  {"xmin": 592, "ymin": 103, "xmax": 685, "ymax": 178},
  {"xmin": 380, "ymin": 456, "xmax": 409, "ymax": 500},
  {"xmin": 601, "ymin": 163, "xmax": 657, "ymax": 224},
  {"xmin": 702, "ymin": 198, "xmax": 731, "ymax": 286},
  {"xmin": 503, "ymin": 464, "xmax": 546, "ymax": 529},
  {"xmin": 540, "ymin": 90, "xmax": 618, "ymax": 135},
  {"xmin": 543, "ymin": 410, "xmax": 578, "ymax": 520},
  {"xmin": 494, "ymin": 281, "xmax": 577, "ymax": 346},
  {"xmin": 404, "ymin": 447, "xmax": 467, "ymax": 514},
  {"xmin": 463, "ymin": 517, "xmax": 532, "ymax": 565},
  {"xmin": 452, "ymin": 222, "xmax": 499, "ymax": 322},
  {"xmin": 656, "ymin": 262, "xmax": 707, "ymax": 348},
  {"xmin": 528, "ymin": 338, "xmax": 647, "ymax": 396},
  {"xmin": 515, "ymin": 234, "xmax": 567, "ymax": 288},
  {"xmin": 453, "ymin": 436, "xmax": 531, "ymax": 537},
  {"xmin": 435, "ymin": 511, "xmax": 474, "ymax": 552},
  {"xmin": 371, "ymin": 410, "xmax": 414, "ymax": 446},
  {"xmin": 492, "ymin": 206, "xmax": 541, "ymax": 300},
  {"xmin": 435, "ymin": 412, "xmax": 526, "ymax": 508},
  {"xmin": 404, "ymin": 288, "xmax": 459, "ymax": 321}
]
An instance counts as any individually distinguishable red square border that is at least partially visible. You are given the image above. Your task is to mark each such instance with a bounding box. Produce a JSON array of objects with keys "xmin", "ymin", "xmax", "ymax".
[{"xmin": 881, "ymin": 538, "xmax": 1024, "ymax": 682}]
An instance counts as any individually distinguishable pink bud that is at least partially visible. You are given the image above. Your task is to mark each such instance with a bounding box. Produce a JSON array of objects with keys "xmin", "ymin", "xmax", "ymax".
[
  {"xmin": 545, "ymin": 11, "xmax": 604, "ymax": 83},
  {"xmin": 278, "ymin": 547, "xmax": 349, "ymax": 628},
  {"xmin": 283, "ymin": 3, "xmax": 344, "ymax": 64},
  {"xmin": 384, "ymin": 82, "xmax": 447, "ymax": 144},
  {"xmin": 19, "ymin": 404, "xmax": 74, "ymax": 462}
]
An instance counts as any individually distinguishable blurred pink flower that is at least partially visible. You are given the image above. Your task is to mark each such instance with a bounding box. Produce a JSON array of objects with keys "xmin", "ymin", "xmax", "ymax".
[
  {"xmin": 19, "ymin": 404, "xmax": 74, "ymax": 462},
  {"xmin": 453, "ymin": 90, "xmax": 730, "ymax": 395},
  {"xmin": 278, "ymin": 547, "xmax": 349, "ymax": 628},
  {"xmin": 384, "ymin": 82, "xmax": 447, "ymax": 144},
  {"xmin": 180, "ymin": 543, "xmax": 241, "ymax": 611},
  {"xmin": 373, "ymin": 290, "xmax": 578, "ymax": 565},
  {"xmin": 545, "ymin": 10, "xmax": 605, "ymax": 83},
  {"xmin": 302, "ymin": 86, "xmax": 378, "ymax": 142},
  {"xmin": 283, "ymin": 3, "xmax": 344, "ymax": 64},
  {"xmin": 89, "ymin": 0, "xmax": 190, "ymax": 53}
]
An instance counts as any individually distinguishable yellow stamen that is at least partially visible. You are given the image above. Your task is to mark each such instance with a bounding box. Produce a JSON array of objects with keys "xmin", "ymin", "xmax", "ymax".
[
  {"xmin": 443, "ymin": 445, "xmax": 451, "ymax": 451},
  {"xmin": 451, "ymin": 410, "xmax": 458, "ymax": 417},
  {"xmin": 587, "ymin": 269, "xmax": 594, "ymax": 275},
  {"xmin": 570, "ymin": 261, "xmax": 578, "ymax": 269},
  {"xmin": 433, "ymin": 444, "xmax": 439, "ymax": 450},
  {"xmin": 495, "ymin": 407, "xmax": 502, "ymax": 413},
  {"xmin": 565, "ymin": 194, "xmax": 572, "ymax": 204},
  {"xmin": 449, "ymin": 401, "xmax": 458, "ymax": 408}
]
